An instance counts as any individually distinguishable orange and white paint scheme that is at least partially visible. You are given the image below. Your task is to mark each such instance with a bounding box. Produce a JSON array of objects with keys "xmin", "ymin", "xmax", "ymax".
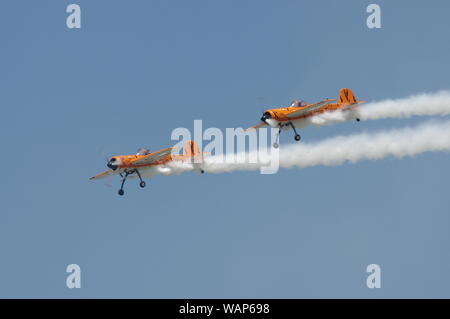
[
  {"xmin": 247, "ymin": 88, "xmax": 365, "ymax": 148},
  {"xmin": 90, "ymin": 140, "xmax": 204, "ymax": 196}
]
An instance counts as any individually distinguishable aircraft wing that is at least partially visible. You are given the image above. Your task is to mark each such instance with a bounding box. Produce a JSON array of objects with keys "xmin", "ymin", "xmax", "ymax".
[
  {"xmin": 89, "ymin": 169, "xmax": 114, "ymax": 180},
  {"xmin": 131, "ymin": 147, "xmax": 174, "ymax": 165},
  {"xmin": 286, "ymin": 99, "xmax": 336, "ymax": 119},
  {"xmin": 245, "ymin": 122, "xmax": 268, "ymax": 131}
]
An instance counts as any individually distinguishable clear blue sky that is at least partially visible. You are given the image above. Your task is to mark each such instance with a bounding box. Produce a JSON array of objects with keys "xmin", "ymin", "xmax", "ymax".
[{"xmin": 1, "ymin": 0, "xmax": 450, "ymax": 298}]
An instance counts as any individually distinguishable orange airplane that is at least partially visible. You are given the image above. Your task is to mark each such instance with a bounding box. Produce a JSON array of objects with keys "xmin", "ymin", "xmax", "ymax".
[
  {"xmin": 90, "ymin": 140, "xmax": 204, "ymax": 196},
  {"xmin": 248, "ymin": 88, "xmax": 365, "ymax": 148}
]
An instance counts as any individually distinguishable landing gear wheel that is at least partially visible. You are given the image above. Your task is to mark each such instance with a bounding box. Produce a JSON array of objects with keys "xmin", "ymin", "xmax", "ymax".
[
  {"xmin": 139, "ymin": 181, "xmax": 146, "ymax": 188},
  {"xmin": 273, "ymin": 142, "xmax": 279, "ymax": 149},
  {"xmin": 200, "ymin": 169, "xmax": 205, "ymax": 174},
  {"xmin": 118, "ymin": 189, "xmax": 124, "ymax": 196},
  {"xmin": 294, "ymin": 134, "xmax": 301, "ymax": 141},
  {"xmin": 356, "ymin": 118, "xmax": 360, "ymax": 122}
]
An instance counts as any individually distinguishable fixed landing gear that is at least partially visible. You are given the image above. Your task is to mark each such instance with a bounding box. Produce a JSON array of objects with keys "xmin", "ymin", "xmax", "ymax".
[
  {"xmin": 135, "ymin": 169, "xmax": 145, "ymax": 188},
  {"xmin": 273, "ymin": 126, "xmax": 281, "ymax": 148},
  {"xmin": 273, "ymin": 122, "xmax": 301, "ymax": 148},
  {"xmin": 117, "ymin": 169, "xmax": 146, "ymax": 196},
  {"xmin": 289, "ymin": 122, "xmax": 301, "ymax": 142}
]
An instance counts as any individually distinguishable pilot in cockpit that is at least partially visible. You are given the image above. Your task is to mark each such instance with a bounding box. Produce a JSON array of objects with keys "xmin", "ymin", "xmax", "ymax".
[
  {"xmin": 136, "ymin": 148, "xmax": 151, "ymax": 156},
  {"xmin": 290, "ymin": 100, "xmax": 307, "ymax": 108}
]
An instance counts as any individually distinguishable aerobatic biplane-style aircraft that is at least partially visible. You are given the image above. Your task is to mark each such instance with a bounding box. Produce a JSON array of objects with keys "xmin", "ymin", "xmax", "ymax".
[
  {"xmin": 90, "ymin": 140, "xmax": 204, "ymax": 196},
  {"xmin": 247, "ymin": 88, "xmax": 365, "ymax": 148}
]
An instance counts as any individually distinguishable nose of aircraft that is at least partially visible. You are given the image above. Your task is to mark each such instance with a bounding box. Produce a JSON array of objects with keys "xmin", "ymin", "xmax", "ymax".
[
  {"xmin": 261, "ymin": 111, "xmax": 271, "ymax": 124},
  {"xmin": 107, "ymin": 157, "xmax": 118, "ymax": 170}
]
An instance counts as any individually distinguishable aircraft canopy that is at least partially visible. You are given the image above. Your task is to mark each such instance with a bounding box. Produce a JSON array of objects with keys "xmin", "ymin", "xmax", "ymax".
[
  {"xmin": 136, "ymin": 148, "xmax": 151, "ymax": 155},
  {"xmin": 290, "ymin": 100, "xmax": 307, "ymax": 107}
]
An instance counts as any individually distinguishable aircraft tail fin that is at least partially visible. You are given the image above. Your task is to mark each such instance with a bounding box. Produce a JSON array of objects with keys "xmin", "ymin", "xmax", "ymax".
[
  {"xmin": 338, "ymin": 88, "xmax": 360, "ymax": 105},
  {"xmin": 183, "ymin": 140, "xmax": 206, "ymax": 174},
  {"xmin": 183, "ymin": 140, "xmax": 201, "ymax": 157}
]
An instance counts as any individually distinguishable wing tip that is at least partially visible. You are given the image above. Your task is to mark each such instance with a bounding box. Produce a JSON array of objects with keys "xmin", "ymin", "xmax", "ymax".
[{"xmin": 89, "ymin": 170, "xmax": 113, "ymax": 180}]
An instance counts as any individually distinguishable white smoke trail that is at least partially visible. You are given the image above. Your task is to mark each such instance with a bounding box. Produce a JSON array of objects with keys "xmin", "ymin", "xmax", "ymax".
[
  {"xmin": 279, "ymin": 120, "xmax": 450, "ymax": 169},
  {"xmin": 164, "ymin": 120, "xmax": 450, "ymax": 175},
  {"xmin": 310, "ymin": 90, "xmax": 450, "ymax": 125}
]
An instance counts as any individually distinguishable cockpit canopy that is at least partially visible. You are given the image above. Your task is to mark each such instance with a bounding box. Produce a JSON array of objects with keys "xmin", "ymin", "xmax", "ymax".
[
  {"xmin": 290, "ymin": 99, "xmax": 307, "ymax": 108},
  {"xmin": 136, "ymin": 148, "xmax": 150, "ymax": 156}
]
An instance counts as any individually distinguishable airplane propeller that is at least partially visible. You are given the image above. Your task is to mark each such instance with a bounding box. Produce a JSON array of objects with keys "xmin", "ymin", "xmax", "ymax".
[
  {"xmin": 256, "ymin": 96, "xmax": 267, "ymax": 123},
  {"xmin": 97, "ymin": 148, "xmax": 115, "ymax": 188}
]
